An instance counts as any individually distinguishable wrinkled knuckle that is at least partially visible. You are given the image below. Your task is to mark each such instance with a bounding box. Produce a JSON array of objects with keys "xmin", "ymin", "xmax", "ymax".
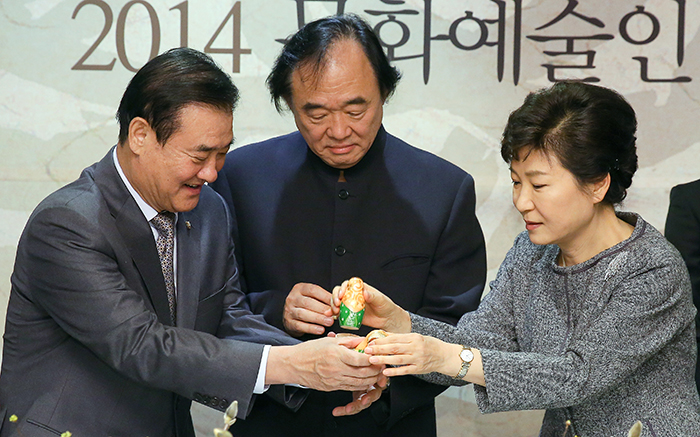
[{"xmin": 285, "ymin": 306, "xmax": 295, "ymax": 319}]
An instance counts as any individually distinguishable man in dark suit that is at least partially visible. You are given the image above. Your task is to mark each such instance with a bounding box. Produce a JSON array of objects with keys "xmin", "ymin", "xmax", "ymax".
[
  {"xmin": 211, "ymin": 15, "xmax": 487, "ymax": 436},
  {"xmin": 665, "ymin": 178, "xmax": 700, "ymax": 393},
  {"xmin": 0, "ymin": 48, "xmax": 384, "ymax": 437}
]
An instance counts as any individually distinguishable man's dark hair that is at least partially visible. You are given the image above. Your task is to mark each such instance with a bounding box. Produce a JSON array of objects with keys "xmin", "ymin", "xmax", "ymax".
[
  {"xmin": 117, "ymin": 47, "xmax": 239, "ymax": 145},
  {"xmin": 267, "ymin": 14, "xmax": 401, "ymax": 112},
  {"xmin": 501, "ymin": 81, "xmax": 638, "ymax": 205}
]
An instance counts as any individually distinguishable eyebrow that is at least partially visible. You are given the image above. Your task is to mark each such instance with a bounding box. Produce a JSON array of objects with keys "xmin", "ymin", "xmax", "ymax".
[
  {"xmin": 524, "ymin": 170, "xmax": 550, "ymax": 177},
  {"xmin": 301, "ymin": 97, "xmax": 368, "ymax": 112},
  {"xmin": 509, "ymin": 168, "xmax": 550, "ymax": 177},
  {"xmin": 344, "ymin": 97, "xmax": 368, "ymax": 106},
  {"xmin": 195, "ymin": 141, "xmax": 233, "ymax": 152},
  {"xmin": 301, "ymin": 102, "xmax": 324, "ymax": 111}
]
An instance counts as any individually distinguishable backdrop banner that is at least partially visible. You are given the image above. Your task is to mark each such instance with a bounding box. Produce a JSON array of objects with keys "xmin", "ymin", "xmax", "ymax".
[{"xmin": 1, "ymin": 1, "xmax": 697, "ymax": 434}]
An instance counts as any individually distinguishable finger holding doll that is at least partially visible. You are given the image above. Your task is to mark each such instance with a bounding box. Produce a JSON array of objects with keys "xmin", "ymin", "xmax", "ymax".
[{"xmin": 332, "ymin": 277, "xmax": 412, "ymax": 333}]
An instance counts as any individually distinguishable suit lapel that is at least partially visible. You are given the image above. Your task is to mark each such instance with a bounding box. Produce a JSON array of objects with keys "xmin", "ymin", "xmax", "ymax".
[
  {"xmin": 91, "ymin": 148, "xmax": 174, "ymax": 326},
  {"xmin": 175, "ymin": 211, "xmax": 201, "ymax": 329}
]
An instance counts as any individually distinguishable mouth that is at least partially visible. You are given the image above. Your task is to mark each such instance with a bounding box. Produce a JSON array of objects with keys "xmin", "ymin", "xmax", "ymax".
[
  {"xmin": 524, "ymin": 220, "xmax": 542, "ymax": 231},
  {"xmin": 327, "ymin": 144, "xmax": 356, "ymax": 155},
  {"xmin": 184, "ymin": 183, "xmax": 202, "ymax": 192}
]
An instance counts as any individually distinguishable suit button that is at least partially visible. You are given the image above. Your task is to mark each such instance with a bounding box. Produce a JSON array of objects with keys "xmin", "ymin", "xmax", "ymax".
[
  {"xmin": 338, "ymin": 189, "xmax": 349, "ymax": 199},
  {"xmin": 334, "ymin": 246, "xmax": 346, "ymax": 256},
  {"xmin": 210, "ymin": 396, "xmax": 220, "ymax": 407},
  {"xmin": 220, "ymin": 398, "xmax": 229, "ymax": 409}
]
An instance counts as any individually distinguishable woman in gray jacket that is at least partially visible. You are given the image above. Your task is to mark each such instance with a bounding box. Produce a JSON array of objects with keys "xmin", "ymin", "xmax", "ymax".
[{"xmin": 334, "ymin": 82, "xmax": 700, "ymax": 436}]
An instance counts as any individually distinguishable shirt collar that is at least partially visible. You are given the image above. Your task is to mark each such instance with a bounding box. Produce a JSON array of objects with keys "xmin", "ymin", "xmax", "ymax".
[
  {"xmin": 112, "ymin": 146, "xmax": 170, "ymax": 223},
  {"xmin": 307, "ymin": 125, "xmax": 387, "ymax": 180}
]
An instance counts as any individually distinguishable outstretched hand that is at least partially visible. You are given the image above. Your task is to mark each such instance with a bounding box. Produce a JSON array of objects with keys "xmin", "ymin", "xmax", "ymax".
[
  {"xmin": 322, "ymin": 331, "xmax": 389, "ymax": 417},
  {"xmin": 331, "ymin": 280, "xmax": 411, "ymax": 333},
  {"xmin": 364, "ymin": 334, "xmax": 485, "ymax": 387},
  {"xmin": 363, "ymin": 333, "xmax": 452, "ymax": 377},
  {"xmin": 267, "ymin": 336, "xmax": 384, "ymax": 392}
]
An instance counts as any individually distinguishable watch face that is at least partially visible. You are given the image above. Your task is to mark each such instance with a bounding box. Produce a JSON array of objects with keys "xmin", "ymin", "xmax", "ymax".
[{"xmin": 460, "ymin": 348, "xmax": 474, "ymax": 363}]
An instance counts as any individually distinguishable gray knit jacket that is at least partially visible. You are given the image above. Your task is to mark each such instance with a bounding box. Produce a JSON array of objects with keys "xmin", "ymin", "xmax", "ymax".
[{"xmin": 411, "ymin": 213, "xmax": 700, "ymax": 437}]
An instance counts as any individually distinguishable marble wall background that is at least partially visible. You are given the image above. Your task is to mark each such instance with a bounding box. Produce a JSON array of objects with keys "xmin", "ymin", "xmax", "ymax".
[{"xmin": 1, "ymin": 0, "xmax": 698, "ymax": 435}]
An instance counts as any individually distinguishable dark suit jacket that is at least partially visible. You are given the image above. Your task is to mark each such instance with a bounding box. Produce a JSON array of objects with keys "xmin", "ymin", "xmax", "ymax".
[
  {"xmin": 0, "ymin": 149, "xmax": 297, "ymax": 437},
  {"xmin": 665, "ymin": 179, "xmax": 700, "ymax": 391},
  {"xmin": 211, "ymin": 127, "xmax": 487, "ymax": 436}
]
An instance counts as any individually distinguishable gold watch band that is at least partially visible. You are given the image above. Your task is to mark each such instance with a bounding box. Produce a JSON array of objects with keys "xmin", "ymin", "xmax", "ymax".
[{"xmin": 456, "ymin": 346, "xmax": 473, "ymax": 379}]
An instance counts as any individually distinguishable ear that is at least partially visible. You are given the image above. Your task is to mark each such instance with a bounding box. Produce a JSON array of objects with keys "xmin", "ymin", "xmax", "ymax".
[
  {"xmin": 591, "ymin": 173, "xmax": 611, "ymax": 204},
  {"xmin": 127, "ymin": 117, "xmax": 155, "ymax": 156}
]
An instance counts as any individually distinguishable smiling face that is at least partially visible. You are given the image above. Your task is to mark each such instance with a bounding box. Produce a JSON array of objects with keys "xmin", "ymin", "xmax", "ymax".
[
  {"xmin": 288, "ymin": 39, "xmax": 384, "ymax": 169},
  {"xmin": 126, "ymin": 104, "xmax": 233, "ymax": 213},
  {"xmin": 510, "ymin": 148, "xmax": 604, "ymax": 249}
]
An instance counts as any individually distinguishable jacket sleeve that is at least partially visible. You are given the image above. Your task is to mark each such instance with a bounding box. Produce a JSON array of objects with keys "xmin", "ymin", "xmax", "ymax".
[
  {"xmin": 415, "ymin": 173, "xmax": 487, "ymax": 324},
  {"xmin": 472, "ymin": 257, "xmax": 695, "ymax": 413},
  {"xmin": 412, "ymin": 233, "xmax": 696, "ymax": 413},
  {"xmin": 22, "ymin": 204, "xmax": 267, "ymax": 417},
  {"xmin": 210, "ymin": 165, "xmax": 289, "ymax": 330},
  {"xmin": 209, "ymin": 193, "xmax": 308, "ymax": 413},
  {"xmin": 214, "ymin": 191, "xmax": 300, "ymax": 347},
  {"xmin": 388, "ymin": 173, "xmax": 487, "ymax": 428},
  {"xmin": 408, "ymin": 238, "xmax": 522, "ymax": 387}
]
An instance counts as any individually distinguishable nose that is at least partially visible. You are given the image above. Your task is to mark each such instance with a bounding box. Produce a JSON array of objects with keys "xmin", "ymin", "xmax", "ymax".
[
  {"xmin": 513, "ymin": 185, "xmax": 533, "ymax": 214},
  {"xmin": 326, "ymin": 113, "xmax": 351, "ymax": 140},
  {"xmin": 198, "ymin": 158, "xmax": 219, "ymax": 184}
]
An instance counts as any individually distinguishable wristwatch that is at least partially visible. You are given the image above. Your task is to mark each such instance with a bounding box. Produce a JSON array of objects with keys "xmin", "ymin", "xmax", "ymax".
[{"xmin": 456, "ymin": 346, "xmax": 474, "ymax": 379}]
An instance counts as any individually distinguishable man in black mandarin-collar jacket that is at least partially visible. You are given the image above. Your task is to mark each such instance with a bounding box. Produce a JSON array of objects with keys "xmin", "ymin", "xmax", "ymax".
[{"xmin": 211, "ymin": 15, "xmax": 487, "ymax": 437}]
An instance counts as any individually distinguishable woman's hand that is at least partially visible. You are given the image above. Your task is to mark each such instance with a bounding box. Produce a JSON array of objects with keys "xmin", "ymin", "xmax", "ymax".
[
  {"xmin": 363, "ymin": 333, "xmax": 457, "ymax": 376},
  {"xmin": 331, "ymin": 280, "xmax": 411, "ymax": 333},
  {"xmin": 364, "ymin": 334, "xmax": 485, "ymax": 386}
]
